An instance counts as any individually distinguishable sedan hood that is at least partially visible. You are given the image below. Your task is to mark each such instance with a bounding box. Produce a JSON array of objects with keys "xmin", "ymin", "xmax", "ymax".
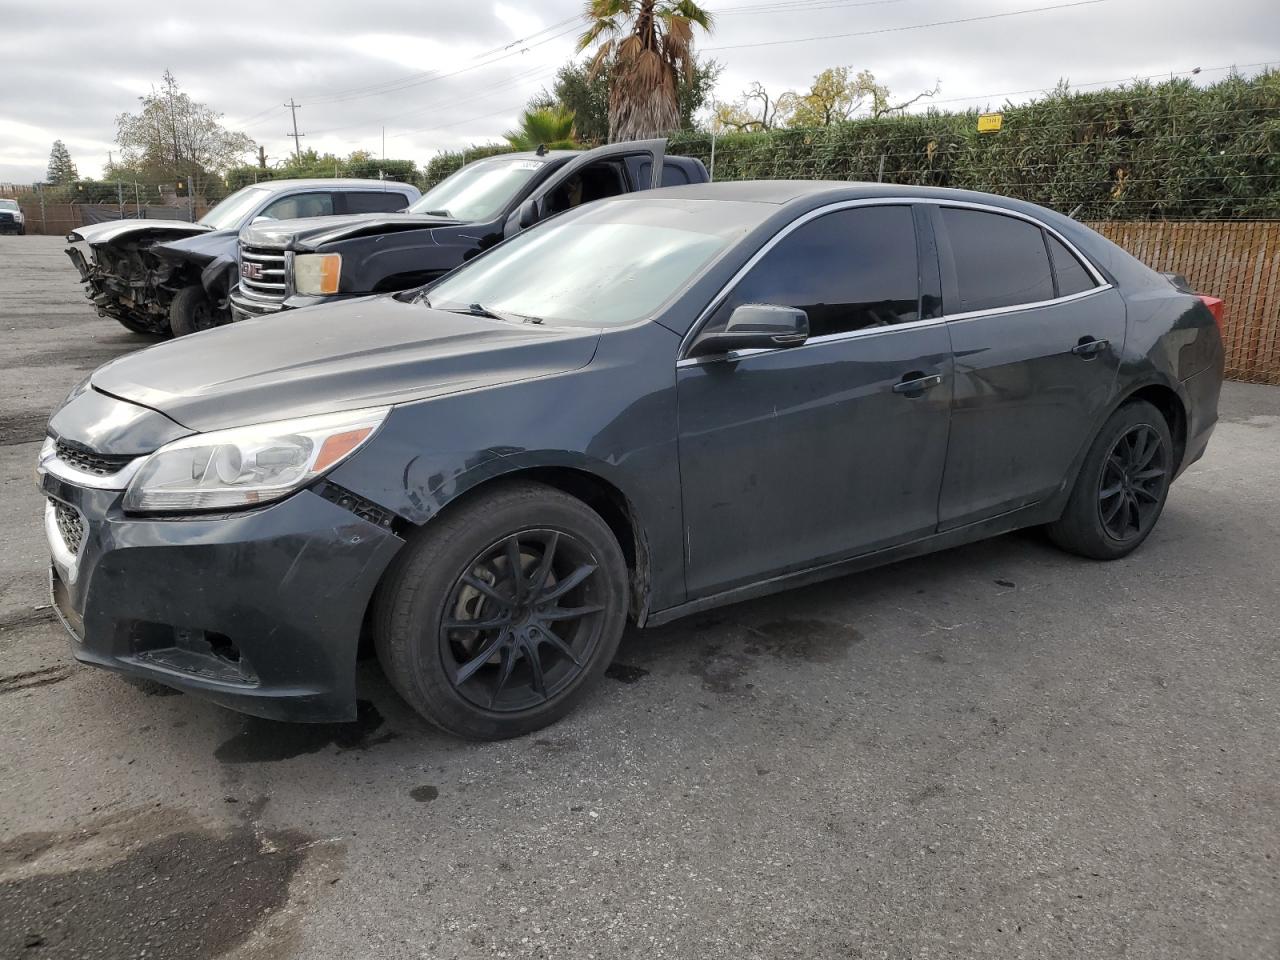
[
  {"xmin": 69, "ymin": 220, "xmax": 211, "ymax": 246},
  {"xmin": 90, "ymin": 296, "xmax": 600, "ymax": 432},
  {"xmin": 241, "ymin": 212, "xmax": 463, "ymax": 251}
]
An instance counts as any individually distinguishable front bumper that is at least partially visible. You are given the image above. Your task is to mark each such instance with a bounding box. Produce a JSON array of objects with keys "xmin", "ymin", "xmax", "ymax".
[
  {"xmin": 228, "ymin": 286, "xmax": 342, "ymax": 323},
  {"xmin": 40, "ymin": 470, "xmax": 404, "ymax": 722}
]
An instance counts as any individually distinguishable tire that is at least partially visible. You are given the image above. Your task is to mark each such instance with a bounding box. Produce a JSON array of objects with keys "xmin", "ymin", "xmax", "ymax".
[
  {"xmin": 372, "ymin": 481, "xmax": 629, "ymax": 740},
  {"xmin": 1046, "ymin": 399, "xmax": 1174, "ymax": 560},
  {"xmin": 169, "ymin": 284, "xmax": 223, "ymax": 337},
  {"xmin": 111, "ymin": 312, "xmax": 168, "ymax": 337}
]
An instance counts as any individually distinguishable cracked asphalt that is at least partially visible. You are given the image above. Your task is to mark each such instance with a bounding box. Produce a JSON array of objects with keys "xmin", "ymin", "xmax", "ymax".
[{"xmin": 1, "ymin": 235, "xmax": 1277, "ymax": 959}]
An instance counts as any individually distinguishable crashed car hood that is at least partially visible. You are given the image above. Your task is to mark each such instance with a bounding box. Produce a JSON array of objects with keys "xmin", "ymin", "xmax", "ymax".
[
  {"xmin": 241, "ymin": 212, "xmax": 463, "ymax": 251},
  {"xmin": 68, "ymin": 220, "xmax": 212, "ymax": 245},
  {"xmin": 90, "ymin": 295, "xmax": 600, "ymax": 432},
  {"xmin": 151, "ymin": 229, "xmax": 238, "ymax": 267}
]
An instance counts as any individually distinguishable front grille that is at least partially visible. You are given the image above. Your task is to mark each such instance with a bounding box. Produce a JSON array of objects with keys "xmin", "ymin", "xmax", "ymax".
[
  {"xmin": 55, "ymin": 439, "xmax": 133, "ymax": 477},
  {"xmin": 0, "ymin": 212, "xmax": 14, "ymax": 223},
  {"xmin": 51, "ymin": 499, "xmax": 85, "ymax": 555},
  {"xmin": 238, "ymin": 245, "xmax": 288, "ymax": 304}
]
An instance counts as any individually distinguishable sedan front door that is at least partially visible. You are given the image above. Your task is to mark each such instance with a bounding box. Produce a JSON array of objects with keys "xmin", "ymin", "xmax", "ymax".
[{"xmin": 676, "ymin": 203, "xmax": 953, "ymax": 599}]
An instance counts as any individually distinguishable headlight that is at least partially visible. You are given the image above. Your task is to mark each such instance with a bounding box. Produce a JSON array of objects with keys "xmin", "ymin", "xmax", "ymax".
[
  {"xmin": 123, "ymin": 406, "xmax": 388, "ymax": 513},
  {"xmin": 14, "ymin": 212, "xmax": 23, "ymax": 222},
  {"xmin": 293, "ymin": 253, "xmax": 342, "ymax": 296}
]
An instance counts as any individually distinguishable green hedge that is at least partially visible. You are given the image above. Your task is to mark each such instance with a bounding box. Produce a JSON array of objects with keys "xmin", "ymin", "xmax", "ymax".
[{"xmin": 423, "ymin": 72, "xmax": 1279, "ymax": 219}]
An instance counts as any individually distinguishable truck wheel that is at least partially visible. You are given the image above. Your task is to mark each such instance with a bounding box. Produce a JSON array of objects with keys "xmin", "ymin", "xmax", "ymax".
[
  {"xmin": 169, "ymin": 285, "xmax": 221, "ymax": 337},
  {"xmin": 372, "ymin": 481, "xmax": 630, "ymax": 740}
]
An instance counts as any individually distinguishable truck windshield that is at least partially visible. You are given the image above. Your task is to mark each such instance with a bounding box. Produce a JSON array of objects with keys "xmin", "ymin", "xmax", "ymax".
[
  {"xmin": 425, "ymin": 199, "xmax": 763, "ymax": 327},
  {"xmin": 0, "ymin": 199, "xmax": 18, "ymax": 211},
  {"xmin": 407, "ymin": 157, "xmax": 545, "ymax": 222},
  {"xmin": 199, "ymin": 187, "xmax": 269, "ymax": 230}
]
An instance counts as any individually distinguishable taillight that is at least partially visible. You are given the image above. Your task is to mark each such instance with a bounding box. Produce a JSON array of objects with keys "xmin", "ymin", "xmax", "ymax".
[{"xmin": 1197, "ymin": 294, "xmax": 1224, "ymax": 330}]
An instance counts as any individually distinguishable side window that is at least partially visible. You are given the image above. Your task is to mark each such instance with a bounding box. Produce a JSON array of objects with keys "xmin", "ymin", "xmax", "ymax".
[
  {"xmin": 704, "ymin": 206, "xmax": 919, "ymax": 339},
  {"xmin": 545, "ymin": 161, "xmax": 626, "ymax": 215},
  {"xmin": 259, "ymin": 192, "xmax": 335, "ymax": 221},
  {"xmin": 1046, "ymin": 234, "xmax": 1098, "ymax": 297},
  {"xmin": 343, "ymin": 191, "xmax": 409, "ymax": 214},
  {"xmin": 660, "ymin": 164, "xmax": 691, "ymax": 187},
  {"xmin": 940, "ymin": 208, "xmax": 1054, "ymax": 313},
  {"xmin": 632, "ymin": 159, "xmax": 690, "ymax": 188}
]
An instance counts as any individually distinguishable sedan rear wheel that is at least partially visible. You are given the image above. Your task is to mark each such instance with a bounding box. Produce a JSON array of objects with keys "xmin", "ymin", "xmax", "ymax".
[
  {"xmin": 1046, "ymin": 399, "xmax": 1174, "ymax": 560},
  {"xmin": 373, "ymin": 482, "xmax": 629, "ymax": 740}
]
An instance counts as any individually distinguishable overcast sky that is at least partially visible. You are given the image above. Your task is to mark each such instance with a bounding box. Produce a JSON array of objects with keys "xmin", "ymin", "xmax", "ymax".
[{"xmin": 0, "ymin": 0, "xmax": 1274, "ymax": 183}]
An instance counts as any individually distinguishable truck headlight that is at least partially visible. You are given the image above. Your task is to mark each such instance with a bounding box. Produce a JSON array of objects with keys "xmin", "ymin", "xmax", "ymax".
[
  {"xmin": 293, "ymin": 253, "xmax": 342, "ymax": 296},
  {"xmin": 123, "ymin": 406, "xmax": 388, "ymax": 513}
]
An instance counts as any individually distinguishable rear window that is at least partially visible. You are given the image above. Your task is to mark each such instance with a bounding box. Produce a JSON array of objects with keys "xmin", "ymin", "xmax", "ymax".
[
  {"xmin": 344, "ymin": 191, "xmax": 409, "ymax": 214},
  {"xmin": 1046, "ymin": 234, "xmax": 1098, "ymax": 297},
  {"xmin": 941, "ymin": 208, "xmax": 1055, "ymax": 313}
]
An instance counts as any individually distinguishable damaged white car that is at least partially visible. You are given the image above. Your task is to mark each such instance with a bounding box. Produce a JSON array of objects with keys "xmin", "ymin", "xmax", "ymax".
[{"xmin": 65, "ymin": 179, "xmax": 419, "ymax": 337}]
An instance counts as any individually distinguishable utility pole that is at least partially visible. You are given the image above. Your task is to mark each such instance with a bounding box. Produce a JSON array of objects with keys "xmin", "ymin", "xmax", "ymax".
[
  {"xmin": 117, "ymin": 180, "xmax": 125, "ymax": 220},
  {"xmin": 285, "ymin": 99, "xmax": 305, "ymax": 161},
  {"xmin": 381, "ymin": 126, "xmax": 385, "ymax": 162}
]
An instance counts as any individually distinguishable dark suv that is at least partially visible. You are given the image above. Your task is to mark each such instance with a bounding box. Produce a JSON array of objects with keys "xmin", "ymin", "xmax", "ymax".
[{"xmin": 229, "ymin": 140, "xmax": 707, "ymax": 321}]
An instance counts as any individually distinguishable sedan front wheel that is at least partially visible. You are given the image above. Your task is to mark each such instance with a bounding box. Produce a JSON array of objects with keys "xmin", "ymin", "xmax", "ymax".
[{"xmin": 373, "ymin": 482, "xmax": 629, "ymax": 740}]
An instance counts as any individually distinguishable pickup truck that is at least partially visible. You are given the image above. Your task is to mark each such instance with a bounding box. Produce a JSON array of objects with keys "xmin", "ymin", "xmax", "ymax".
[
  {"xmin": 66, "ymin": 179, "xmax": 420, "ymax": 337},
  {"xmin": 230, "ymin": 140, "xmax": 708, "ymax": 320}
]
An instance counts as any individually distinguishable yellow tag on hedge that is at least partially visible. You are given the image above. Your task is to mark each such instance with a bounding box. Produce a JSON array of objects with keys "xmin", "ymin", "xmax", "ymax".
[{"xmin": 978, "ymin": 113, "xmax": 1003, "ymax": 133}]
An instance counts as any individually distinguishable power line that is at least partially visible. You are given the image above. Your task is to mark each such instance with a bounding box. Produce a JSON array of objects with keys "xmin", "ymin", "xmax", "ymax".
[{"xmin": 703, "ymin": 0, "xmax": 1108, "ymax": 51}]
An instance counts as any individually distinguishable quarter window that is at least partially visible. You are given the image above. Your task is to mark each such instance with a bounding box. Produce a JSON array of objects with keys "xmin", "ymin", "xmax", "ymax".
[
  {"xmin": 343, "ymin": 191, "xmax": 410, "ymax": 214},
  {"xmin": 940, "ymin": 208, "xmax": 1054, "ymax": 313},
  {"xmin": 1046, "ymin": 234, "xmax": 1098, "ymax": 297},
  {"xmin": 704, "ymin": 206, "xmax": 920, "ymax": 338}
]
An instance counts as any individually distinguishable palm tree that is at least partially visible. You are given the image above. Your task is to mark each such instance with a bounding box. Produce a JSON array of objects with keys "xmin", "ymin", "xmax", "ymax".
[
  {"xmin": 504, "ymin": 106, "xmax": 578, "ymax": 151},
  {"xmin": 578, "ymin": 0, "xmax": 714, "ymax": 142}
]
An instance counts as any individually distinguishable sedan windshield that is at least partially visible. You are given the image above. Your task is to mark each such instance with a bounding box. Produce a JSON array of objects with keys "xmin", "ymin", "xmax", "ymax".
[
  {"xmin": 407, "ymin": 157, "xmax": 545, "ymax": 222},
  {"xmin": 199, "ymin": 187, "xmax": 269, "ymax": 230},
  {"xmin": 425, "ymin": 199, "xmax": 764, "ymax": 326}
]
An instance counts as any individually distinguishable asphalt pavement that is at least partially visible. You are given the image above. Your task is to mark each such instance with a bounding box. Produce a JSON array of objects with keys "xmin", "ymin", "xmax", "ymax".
[{"xmin": 1, "ymin": 235, "xmax": 1277, "ymax": 959}]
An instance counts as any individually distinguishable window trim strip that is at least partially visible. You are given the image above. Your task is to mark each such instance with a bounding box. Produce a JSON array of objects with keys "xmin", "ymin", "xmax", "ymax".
[{"xmin": 676, "ymin": 196, "xmax": 1109, "ymax": 367}]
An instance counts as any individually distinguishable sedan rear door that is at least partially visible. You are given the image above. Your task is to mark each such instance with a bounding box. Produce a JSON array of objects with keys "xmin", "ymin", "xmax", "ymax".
[{"xmin": 929, "ymin": 205, "xmax": 1126, "ymax": 529}]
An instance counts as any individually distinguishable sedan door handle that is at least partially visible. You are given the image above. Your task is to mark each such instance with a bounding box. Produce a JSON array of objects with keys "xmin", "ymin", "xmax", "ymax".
[
  {"xmin": 892, "ymin": 373, "xmax": 943, "ymax": 396},
  {"xmin": 1071, "ymin": 337, "xmax": 1110, "ymax": 358}
]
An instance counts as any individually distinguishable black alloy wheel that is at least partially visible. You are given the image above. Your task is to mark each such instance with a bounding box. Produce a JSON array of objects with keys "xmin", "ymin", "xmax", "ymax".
[
  {"xmin": 373, "ymin": 481, "xmax": 629, "ymax": 740},
  {"xmin": 1098, "ymin": 423, "xmax": 1168, "ymax": 542},
  {"xmin": 440, "ymin": 529, "xmax": 607, "ymax": 712},
  {"xmin": 1046, "ymin": 399, "xmax": 1174, "ymax": 560}
]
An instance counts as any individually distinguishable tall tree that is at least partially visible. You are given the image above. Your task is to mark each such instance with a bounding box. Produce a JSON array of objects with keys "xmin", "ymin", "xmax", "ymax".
[
  {"xmin": 531, "ymin": 55, "xmax": 721, "ymax": 143},
  {"xmin": 114, "ymin": 71, "xmax": 255, "ymax": 192},
  {"xmin": 46, "ymin": 140, "xmax": 79, "ymax": 184},
  {"xmin": 505, "ymin": 107, "xmax": 578, "ymax": 150},
  {"xmin": 578, "ymin": 0, "xmax": 714, "ymax": 142}
]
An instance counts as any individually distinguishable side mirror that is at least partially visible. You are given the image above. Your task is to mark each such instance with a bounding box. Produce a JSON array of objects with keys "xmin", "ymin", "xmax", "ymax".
[
  {"xmin": 518, "ymin": 199, "xmax": 539, "ymax": 229},
  {"xmin": 687, "ymin": 303, "xmax": 809, "ymax": 359},
  {"xmin": 250, "ymin": 215, "xmax": 274, "ymax": 224}
]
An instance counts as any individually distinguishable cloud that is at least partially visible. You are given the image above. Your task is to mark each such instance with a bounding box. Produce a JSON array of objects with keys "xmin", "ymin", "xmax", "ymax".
[{"xmin": 0, "ymin": 0, "xmax": 1274, "ymax": 184}]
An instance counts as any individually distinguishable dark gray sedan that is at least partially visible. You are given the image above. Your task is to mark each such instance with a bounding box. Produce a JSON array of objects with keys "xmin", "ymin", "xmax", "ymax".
[{"xmin": 37, "ymin": 181, "xmax": 1224, "ymax": 740}]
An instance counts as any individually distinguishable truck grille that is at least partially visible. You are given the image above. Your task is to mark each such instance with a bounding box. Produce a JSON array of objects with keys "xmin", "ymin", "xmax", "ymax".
[
  {"xmin": 55, "ymin": 439, "xmax": 133, "ymax": 477},
  {"xmin": 51, "ymin": 499, "xmax": 85, "ymax": 555},
  {"xmin": 238, "ymin": 245, "xmax": 288, "ymax": 304}
]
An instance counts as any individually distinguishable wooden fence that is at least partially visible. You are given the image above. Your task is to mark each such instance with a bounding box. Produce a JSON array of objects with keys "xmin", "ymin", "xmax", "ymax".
[{"xmin": 1088, "ymin": 221, "xmax": 1280, "ymax": 384}]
